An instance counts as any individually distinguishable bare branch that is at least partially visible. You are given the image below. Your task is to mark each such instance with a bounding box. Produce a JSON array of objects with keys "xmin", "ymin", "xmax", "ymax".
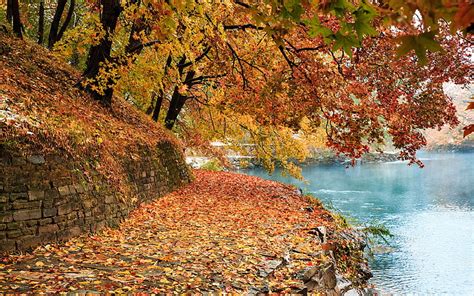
[
  {"xmin": 179, "ymin": 46, "xmax": 212, "ymax": 69},
  {"xmin": 278, "ymin": 45, "xmax": 297, "ymax": 68},
  {"xmin": 224, "ymin": 24, "xmax": 264, "ymax": 31},
  {"xmin": 227, "ymin": 42, "xmax": 248, "ymax": 89}
]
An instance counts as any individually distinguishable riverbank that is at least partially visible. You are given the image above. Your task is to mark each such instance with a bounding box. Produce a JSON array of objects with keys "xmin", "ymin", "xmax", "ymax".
[
  {"xmin": 187, "ymin": 151, "xmax": 400, "ymax": 170},
  {"xmin": 0, "ymin": 170, "xmax": 371, "ymax": 293}
]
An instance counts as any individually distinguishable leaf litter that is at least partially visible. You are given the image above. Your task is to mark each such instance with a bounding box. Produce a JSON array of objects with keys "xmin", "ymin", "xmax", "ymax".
[{"xmin": 0, "ymin": 170, "xmax": 339, "ymax": 293}]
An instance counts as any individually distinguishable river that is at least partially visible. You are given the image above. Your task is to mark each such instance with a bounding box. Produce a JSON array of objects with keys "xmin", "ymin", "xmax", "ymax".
[{"xmin": 242, "ymin": 151, "xmax": 474, "ymax": 295}]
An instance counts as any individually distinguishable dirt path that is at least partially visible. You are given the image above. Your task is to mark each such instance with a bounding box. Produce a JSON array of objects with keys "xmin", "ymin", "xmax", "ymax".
[{"xmin": 0, "ymin": 170, "xmax": 337, "ymax": 293}]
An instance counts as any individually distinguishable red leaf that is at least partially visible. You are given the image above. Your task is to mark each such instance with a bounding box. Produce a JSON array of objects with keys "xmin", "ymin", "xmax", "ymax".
[
  {"xmin": 463, "ymin": 124, "xmax": 474, "ymax": 137},
  {"xmin": 466, "ymin": 102, "xmax": 474, "ymax": 110}
]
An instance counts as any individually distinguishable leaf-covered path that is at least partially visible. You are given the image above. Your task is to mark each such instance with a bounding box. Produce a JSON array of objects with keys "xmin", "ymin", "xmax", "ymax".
[{"xmin": 0, "ymin": 170, "xmax": 338, "ymax": 293}]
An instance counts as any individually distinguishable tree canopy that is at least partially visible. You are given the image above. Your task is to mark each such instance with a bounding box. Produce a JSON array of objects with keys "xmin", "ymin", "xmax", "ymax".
[{"xmin": 2, "ymin": 0, "xmax": 473, "ymax": 175}]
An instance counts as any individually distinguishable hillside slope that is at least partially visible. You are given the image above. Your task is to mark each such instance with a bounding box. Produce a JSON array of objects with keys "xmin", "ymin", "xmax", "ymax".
[{"xmin": 0, "ymin": 31, "xmax": 183, "ymax": 187}]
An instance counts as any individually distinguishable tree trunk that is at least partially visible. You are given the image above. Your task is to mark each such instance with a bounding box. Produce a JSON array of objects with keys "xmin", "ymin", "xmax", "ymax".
[
  {"xmin": 81, "ymin": 0, "xmax": 122, "ymax": 105},
  {"xmin": 38, "ymin": 1, "xmax": 44, "ymax": 44},
  {"xmin": 125, "ymin": 13, "xmax": 145, "ymax": 54},
  {"xmin": 10, "ymin": 0, "xmax": 22, "ymax": 38},
  {"xmin": 57, "ymin": 0, "xmax": 75, "ymax": 42},
  {"xmin": 6, "ymin": 0, "xmax": 13, "ymax": 23},
  {"xmin": 48, "ymin": 0, "xmax": 67, "ymax": 48},
  {"xmin": 164, "ymin": 87, "xmax": 185, "ymax": 130},
  {"xmin": 125, "ymin": 0, "xmax": 147, "ymax": 58},
  {"xmin": 152, "ymin": 90, "xmax": 164, "ymax": 122},
  {"xmin": 164, "ymin": 70, "xmax": 195, "ymax": 129}
]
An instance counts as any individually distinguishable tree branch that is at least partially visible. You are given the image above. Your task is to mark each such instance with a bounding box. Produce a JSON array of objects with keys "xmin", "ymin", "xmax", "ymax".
[
  {"xmin": 278, "ymin": 45, "xmax": 297, "ymax": 68},
  {"xmin": 186, "ymin": 73, "xmax": 227, "ymax": 85},
  {"xmin": 227, "ymin": 42, "xmax": 248, "ymax": 88},
  {"xmin": 179, "ymin": 46, "xmax": 212, "ymax": 69},
  {"xmin": 234, "ymin": 1, "xmax": 251, "ymax": 9},
  {"xmin": 224, "ymin": 24, "xmax": 264, "ymax": 31}
]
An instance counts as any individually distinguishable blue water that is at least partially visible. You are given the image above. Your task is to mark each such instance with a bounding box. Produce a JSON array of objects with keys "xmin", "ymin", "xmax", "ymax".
[{"xmin": 243, "ymin": 152, "xmax": 474, "ymax": 295}]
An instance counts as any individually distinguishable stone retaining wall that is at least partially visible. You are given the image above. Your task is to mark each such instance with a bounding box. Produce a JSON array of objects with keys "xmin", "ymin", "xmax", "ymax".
[{"xmin": 0, "ymin": 141, "xmax": 191, "ymax": 252}]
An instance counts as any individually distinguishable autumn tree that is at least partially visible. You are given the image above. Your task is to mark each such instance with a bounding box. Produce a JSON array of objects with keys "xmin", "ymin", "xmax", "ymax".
[
  {"xmin": 111, "ymin": 0, "xmax": 471, "ymax": 175},
  {"xmin": 6, "ymin": 0, "xmax": 22, "ymax": 38},
  {"xmin": 37, "ymin": 0, "xmax": 45, "ymax": 44},
  {"xmin": 8, "ymin": 0, "xmax": 472, "ymax": 174},
  {"xmin": 47, "ymin": 0, "xmax": 75, "ymax": 48},
  {"xmin": 79, "ymin": 0, "xmax": 122, "ymax": 105}
]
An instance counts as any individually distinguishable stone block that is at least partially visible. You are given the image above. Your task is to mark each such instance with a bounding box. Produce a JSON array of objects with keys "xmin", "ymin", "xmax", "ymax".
[
  {"xmin": 27, "ymin": 181, "xmax": 52, "ymax": 191},
  {"xmin": 56, "ymin": 222, "xmax": 66, "ymax": 229},
  {"xmin": 26, "ymin": 220, "xmax": 38, "ymax": 227},
  {"xmin": 66, "ymin": 219, "xmax": 77, "ymax": 227},
  {"xmin": 67, "ymin": 212, "xmax": 77, "ymax": 220},
  {"xmin": 38, "ymin": 231, "xmax": 56, "ymax": 242},
  {"xmin": 74, "ymin": 219, "xmax": 85, "ymax": 226},
  {"xmin": 0, "ymin": 213, "xmax": 13, "ymax": 223},
  {"xmin": 17, "ymin": 235, "xmax": 42, "ymax": 250},
  {"xmin": 58, "ymin": 204, "xmax": 73, "ymax": 216},
  {"xmin": 9, "ymin": 192, "xmax": 28, "ymax": 201},
  {"xmin": 11, "ymin": 184, "xmax": 29, "ymax": 192},
  {"xmin": 7, "ymin": 230, "xmax": 22, "ymax": 238},
  {"xmin": 13, "ymin": 200, "xmax": 41, "ymax": 210},
  {"xmin": 27, "ymin": 155, "xmax": 45, "ymax": 165},
  {"xmin": 0, "ymin": 203, "xmax": 8, "ymax": 211},
  {"xmin": 39, "ymin": 218, "xmax": 53, "ymax": 225},
  {"xmin": 57, "ymin": 226, "xmax": 81, "ymax": 240},
  {"xmin": 21, "ymin": 226, "xmax": 37, "ymax": 236},
  {"xmin": 54, "ymin": 198, "xmax": 66, "ymax": 206},
  {"xmin": 68, "ymin": 185, "xmax": 77, "ymax": 194},
  {"xmin": 42, "ymin": 200, "xmax": 54, "ymax": 208},
  {"xmin": 0, "ymin": 224, "xmax": 5, "ymax": 231},
  {"xmin": 0, "ymin": 239, "xmax": 16, "ymax": 252},
  {"xmin": 7, "ymin": 222, "xmax": 23, "ymax": 230},
  {"xmin": 58, "ymin": 185, "xmax": 70, "ymax": 196},
  {"xmin": 28, "ymin": 190, "xmax": 45, "ymax": 200},
  {"xmin": 13, "ymin": 209, "xmax": 42, "ymax": 221},
  {"xmin": 39, "ymin": 224, "xmax": 59, "ymax": 234},
  {"xmin": 42, "ymin": 207, "xmax": 57, "ymax": 217},
  {"xmin": 53, "ymin": 216, "xmax": 66, "ymax": 223},
  {"xmin": 44, "ymin": 188, "xmax": 59, "ymax": 199},
  {"xmin": 90, "ymin": 221, "xmax": 105, "ymax": 232},
  {"xmin": 0, "ymin": 195, "xmax": 7, "ymax": 203},
  {"xmin": 74, "ymin": 184, "xmax": 85, "ymax": 193}
]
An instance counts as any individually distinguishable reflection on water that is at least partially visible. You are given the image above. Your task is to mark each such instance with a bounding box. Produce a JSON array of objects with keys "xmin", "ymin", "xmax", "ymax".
[{"xmin": 243, "ymin": 152, "xmax": 474, "ymax": 294}]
